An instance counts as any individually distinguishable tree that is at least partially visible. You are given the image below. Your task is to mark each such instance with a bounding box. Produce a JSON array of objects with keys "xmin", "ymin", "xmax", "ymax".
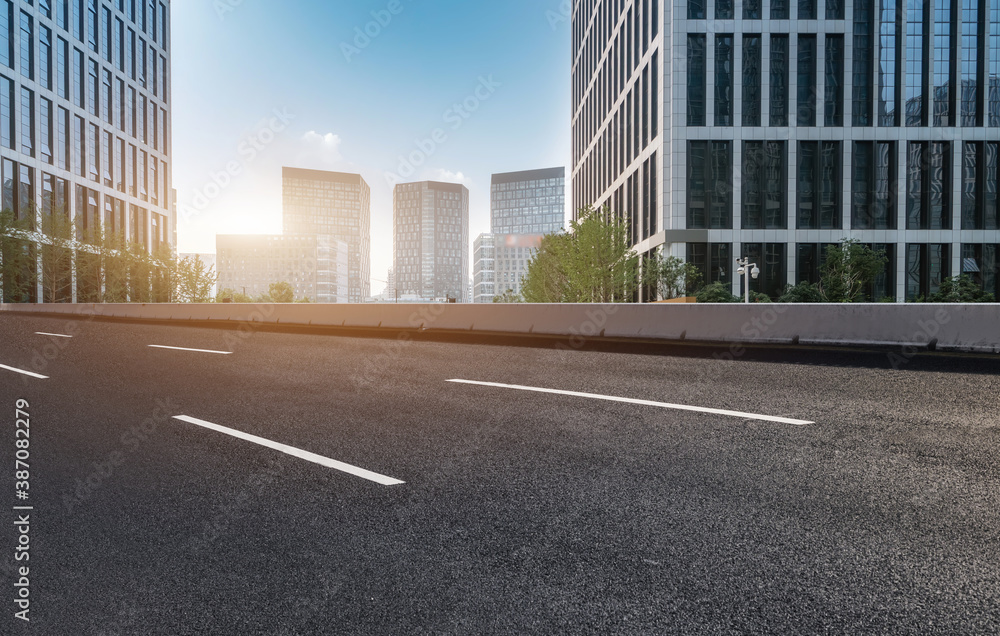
[
  {"xmin": 695, "ymin": 282, "xmax": 740, "ymax": 304},
  {"xmin": 521, "ymin": 206, "xmax": 640, "ymax": 303},
  {"xmin": 0, "ymin": 209, "xmax": 35, "ymax": 303},
  {"xmin": 38, "ymin": 204, "xmax": 75, "ymax": 303},
  {"xmin": 819, "ymin": 240, "xmax": 888, "ymax": 303},
  {"xmin": 926, "ymin": 275, "xmax": 996, "ymax": 303},
  {"xmin": 216, "ymin": 288, "xmax": 255, "ymax": 303},
  {"xmin": 176, "ymin": 255, "xmax": 217, "ymax": 303},
  {"xmin": 266, "ymin": 281, "xmax": 295, "ymax": 304},
  {"xmin": 151, "ymin": 245, "xmax": 180, "ymax": 303},
  {"xmin": 492, "ymin": 289, "xmax": 522, "ymax": 303},
  {"xmin": 778, "ymin": 281, "xmax": 825, "ymax": 303},
  {"xmin": 645, "ymin": 252, "xmax": 703, "ymax": 300}
]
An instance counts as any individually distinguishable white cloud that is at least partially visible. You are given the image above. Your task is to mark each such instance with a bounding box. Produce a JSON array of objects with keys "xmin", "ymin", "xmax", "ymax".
[
  {"xmin": 300, "ymin": 131, "xmax": 344, "ymax": 160},
  {"xmin": 424, "ymin": 168, "xmax": 473, "ymax": 186}
]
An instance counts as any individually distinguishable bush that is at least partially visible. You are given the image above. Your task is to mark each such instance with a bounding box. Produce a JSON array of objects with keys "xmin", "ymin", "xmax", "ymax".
[
  {"xmin": 926, "ymin": 275, "xmax": 996, "ymax": 303},
  {"xmin": 695, "ymin": 282, "xmax": 740, "ymax": 303},
  {"xmin": 777, "ymin": 282, "xmax": 824, "ymax": 303}
]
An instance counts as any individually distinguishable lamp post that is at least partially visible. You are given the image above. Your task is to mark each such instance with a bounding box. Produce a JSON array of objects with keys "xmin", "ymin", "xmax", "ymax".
[{"xmin": 735, "ymin": 257, "xmax": 760, "ymax": 304}]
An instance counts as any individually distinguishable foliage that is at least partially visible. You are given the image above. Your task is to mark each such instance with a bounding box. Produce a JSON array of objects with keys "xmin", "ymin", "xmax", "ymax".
[
  {"xmin": 645, "ymin": 252, "xmax": 703, "ymax": 300},
  {"xmin": 521, "ymin": 206, "xmax": 640, "ymax": 303},
  {"xmin": 266, "ymin": 281, "xmax": 295, "ymax": 304},
  {"xmin": 216, "ymin": 288, "xmax": 255, "ymax": 303},
  {"xmin": 926, "ymin": 275, "xmax": 996, "ymax": 303},
  {"xmin": 0, "ymin": 209, "xmax": 36, "ymax": 303},
  {"xmin": 695, "ymin": 282, "xmax": 740, "ymax": 304},
  {"xmin": 38, "ymin": 204, "xmax": 75, "ymax": 303},
  {"xmin": 175, "ymin": 255, "xmax": 217, "ymax": 303},
  {"xmin": 819, "ymin": 240, "xmax": 888, "ymax": 303},
  {"xmin": 777, "ymin": 282, "xmax": 825, "ymax": 304},
  {"xmin": 492, "ymin": 289, "xmax": 523, "ymax": 303}
]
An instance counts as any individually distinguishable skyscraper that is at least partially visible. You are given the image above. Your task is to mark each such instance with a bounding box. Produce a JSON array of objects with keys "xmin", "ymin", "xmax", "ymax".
[
  {"xmin": 1, "ymin": 0, "xmax": 173, "ymax": 302},
  {"xmin": 572, "ymin": 1, "xmax": 1000, "ymax": 301},
  {"xmin": 474, "ymin": 167, "xmax": 566, "ymax": 302},
  {"xmin": 282, "ymin": 167, "xmax": 371, "ymax": 303},
  {"xmin": 393, "ymin": 180, "xmax": 469, "ymax": 302}
]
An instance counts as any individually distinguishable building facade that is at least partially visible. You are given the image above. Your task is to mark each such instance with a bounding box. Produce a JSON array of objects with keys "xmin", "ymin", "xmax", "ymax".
[
  {"xmin": 1, "ymin": 0, "xmax": 173, "ymax": 302},
  {"xmin": 393, "ymin": 180, "xmax": 469, "ymax": 302},
  {"xmin": 572, "ymin": 0, "xmax": 1000, "ymax": 301},
  {"xmin": 282, "ymin": 167, "xmax": 370, "ymax": 303},
  {"xmin": 491, "ymin": 167, "xmax": 566, "ymax": 234},
  {"xmin": 216, "ymin": 234, "xmax": 349, "ymax": 304},
  {"xmin": 474, "ymin": 167, "xmax": 567, "ymax": 302}
]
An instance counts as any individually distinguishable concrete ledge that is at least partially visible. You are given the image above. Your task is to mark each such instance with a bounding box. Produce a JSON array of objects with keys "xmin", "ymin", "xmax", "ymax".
[{"xmin": 2, "ymin": 302, "xmax": 998, "ymax": 354}]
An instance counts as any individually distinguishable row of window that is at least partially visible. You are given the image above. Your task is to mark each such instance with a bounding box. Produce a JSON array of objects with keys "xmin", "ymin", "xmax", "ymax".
[
  {"xmin": 685, "ymin": 241, "xmax": 999, "ymax": 300},
  {"xmin": 2, "ymin": 156, "xmax": 165, "ymax": 247},
  {"xmin": 688, "ymin": 0, "xmax": 844, "ymax": 20},
  {"xmin": 687, "ymin": 140, "xmax": 1000, "ymax": 231}
]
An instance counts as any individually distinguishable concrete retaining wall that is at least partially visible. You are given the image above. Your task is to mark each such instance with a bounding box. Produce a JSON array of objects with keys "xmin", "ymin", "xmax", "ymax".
[{"xmin": 2, "ymin": 303, "xmax": 998, "ymax": 353}]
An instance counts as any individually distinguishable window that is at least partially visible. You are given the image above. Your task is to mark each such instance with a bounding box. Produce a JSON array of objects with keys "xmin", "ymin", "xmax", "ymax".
[
  {"xmin": 962, "ymin": 142, "xmax": 1000, "ymax": 230},
  {"xmin": 0, "ymin": 74, "xmax": 11, "ymax": 150},
  {"xmin": 743, "ymin": 35, "xmax": 762, "ymax": 126},
  {"xmin": 798, "ymin": 141, "xmax": 842, "ymax": 229},
  {"xmin": 879, "ymin": 0, "xmax": 901, "ymax": 126},
  {"xmin": 688, "ymin": 0, "xmax": 705, "ymax": 20},
  {"xmin": 991, "ymin": 2, "xmax": 1000, "ymax": 126},
  {"xmin": 73, "ymin": 115, "xmax": 84, "ymax": 177},
  {"xmin": 742, "ymin": 243, "xmax": 786, "ymax": 299},
  {"xmin": 744, "ymin": 0, "xmax": 761, "ymax": 19},
  {"xmin": 88, "ymin": 122, "xmax": 99, "ymax": 183},
  {"xmin": 907, "ymin": 142, "xmax": 952, "ymax": 229},
  {"xmin": 854, "ymin": 0, "xmax": 875, "ymax": 126},
  {"xmin": 72, "ymin": 48, "xmax": 83, "ymax": 107},
  {"xmin": 40, "ymin": 97, "xmax": 53, "ymax": 165},
  {"xmin": 56, "ymin": 36, "xmax": 68, "ymax": 98},
  {"xmin": 715, "ymin": 35, "xmax": 734, "ymax": 126},
  {"xmin": 906, "ymin": 0, "xmax": 927, "ymax": 126},
  {"xmin": 742, "ymin": 141, "xmax": 786, "ymax": 229},
  {"xmin": 101, "ymin": 6, "xmax": 111, "ymax": 62},
  {"xmin": 826, "ymin": 0, "xmax": 845, "ymax": 19},
  {"xmin": 19, "ymin": 10, "xmax": 32, "ymax": 80},
  {"xmin": 717, "ymin": 0, "xmax": 734, "ymax": 19},
  {"xmin": 823, "ymin": 36, "xmax": 844, "ymax": 126},
  {"xmin": 933, "ymin": 0, "xmax": 954, "ymax": 126},
  {"xmin": 906, "ymin": 244, "xmax": 950, "ymax": 300},
  {"xmin": 88, "ymin": 58, "xmax": 98, "ymax": 116},
  {"xmin": 962, "ymin": 244, "xmax": 999, "ymax": 298},
  {"xmin": 796, "ymin": 244, "xmax": 837, "ymax": 284},
  {"xmin": 687, "ymin": 243, "xmax": 732, "ymax": 288},
  {"xmin": 0, "ymin": 1, "xmax": 10, "ymax": 69},
  {"xmin": 20, "ymin": 87, "xmax": 33, "ymax": 157},
  {"xmin": 687, "ymin": 141, "xmax": 732, "ymax": 229},
  {"xmin": 57, "ymin": 106, "xmax": 69, "ymax": 170},
  {"xmin": 797, "ymin": 35, "xmax": 817, "ymax": 126},
  {"xmin": 771, "ymin": 35, "xmax": 789, "ymax": 126},
  {"xmin": 688, "ymin": 35, "xmax": 706, "ymax": 126},
  {"xmin": 772, "ymin": 0, "xmax": 789, "ymax": 19},
  {"xmin": 800, "ymin": 0, "xmax": 817, "ymax": 19},
  {"xmin": 852, "ymin": 142, "xmax": 897, "ymax": 229},
  {"xmin": 87, "ymin": 0, "xmax": 98, "ymax": 52}
]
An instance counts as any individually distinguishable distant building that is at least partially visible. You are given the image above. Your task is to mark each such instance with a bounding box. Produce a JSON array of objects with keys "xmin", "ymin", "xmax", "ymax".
[
  {"xmin": 216, "ymin": 234, "xmax": 349, "ymax": 303},
  {"xmin": 474, "ymin": 167, "xmax": 566, "ymax": 302},
  {"xmin": 282, "ymin": 168, "xmax": 371, "ymax": 303},
  {"xmin": 393, "ymin": 181, "xmax": 469, "ymax": 302}
]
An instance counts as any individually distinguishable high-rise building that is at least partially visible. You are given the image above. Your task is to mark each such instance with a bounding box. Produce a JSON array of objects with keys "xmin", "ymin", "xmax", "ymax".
[
  {"xmin": 282, "ymin": 167, "xmax": 370, "ymax": 303},
  {"xmin": 474, "ymin": 167, "xmax": 566, "ymax": 302},
  {"xmin": 216, "ymin": 234, "xmax": 349, "ymax": 304},
  {"xmin": 1, "ymin": 0, "xmax": 173, "ymax": 302},
  {"xmin": 572, "ymin": 1, "xmax": 1000, "ymax": 301},
  {"xmin": 393, "ymin": 180, "xmax": 469, "ymax": 302},
  {"xmin": 491, "ymin": 167, "xmax": 566, "ymax": 234}
]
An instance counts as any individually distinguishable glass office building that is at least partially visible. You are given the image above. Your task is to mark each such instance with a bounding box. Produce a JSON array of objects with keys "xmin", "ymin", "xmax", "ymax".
[
  {"xmin": 282, "ymin": 167, "xmax": 371, "ymax": 303},
  {"xmin": 393, "ymin": 180, "xmax": 469, "ymax": 302},
  {"xmin": 1, "ymin": 0, "xmax": 172, "ymax": 302},
  {"xmin": 491, "ymin": 167, "xmax": 566, "ymax": 235},
  {"xmin": 572, "ymin": 0, "xmax": 1000, "ymax": 301}
]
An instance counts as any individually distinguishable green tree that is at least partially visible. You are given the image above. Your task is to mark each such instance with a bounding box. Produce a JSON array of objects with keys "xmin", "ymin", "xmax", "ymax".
[
  {"xmin": 0, "ymin": 209, "xmax": 35, "ymax": 303},
  {"xmin": 216, "ymin": 288, "xmax": 255, "ymax": 303},
  {"xmin": 266, "ymin": 281, "xmax": 295, "ymax": 304},
  {"xmin": 926, "ymin": 275, "xmax": 996, "ymax": 303},
  {"xmin": 521, "ymin": 206, "xmax": 640, "ymax": 303},
  {"xmin": 38, "ymin": 204, "xmax": 75, "ymax": 303},
  {"xmin": 695, "ymin": 282, "xmax": 740, "ymax": 304},
  {"xmin": 176, "ymin": 255, "xmax": 217, "ymax": 303},
  {"xmin": 778, "ymin": 281, "xmax": 825, "ymax": 303},
  {"xmin": 645, "ymin": 252, "xmax": 703, "ymax": 300},
  {"xmin": 492, "ymin": 289, "xmax": 522, "ymax": 303},
  {"xmin": 819, "ymin": 240, "xmax": 888, "ymax": 303}
]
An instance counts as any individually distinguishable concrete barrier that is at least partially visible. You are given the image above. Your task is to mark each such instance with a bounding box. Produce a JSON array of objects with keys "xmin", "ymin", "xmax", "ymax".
[{"xmin": 2, "ymin": 302, "xmax": 998, "ymax": 354}]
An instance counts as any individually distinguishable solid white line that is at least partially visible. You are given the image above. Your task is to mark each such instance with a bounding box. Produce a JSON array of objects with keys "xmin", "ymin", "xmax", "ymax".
[
  {"xmin": 36, "ymin": 332, "xmax": 73, "ymax": 338},
  {"xmin": 172, "ymin": 416, "xmax": 405, "ymax": 486},
  {"xmin": 148, "ymin": 345, "xmax": 232, "ymax": 355},
  {"xmin": 447, "ymin": 380, "xmax": 815, "ymax": 426},
  {"xmin": 0, "ymin": 364, "xmax": 48, "ymax": 380}
]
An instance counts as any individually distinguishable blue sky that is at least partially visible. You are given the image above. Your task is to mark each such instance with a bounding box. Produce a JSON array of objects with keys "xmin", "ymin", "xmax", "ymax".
[{"xmin": 173, "ymin": 0, "xmax": 572, "ymax": 288}]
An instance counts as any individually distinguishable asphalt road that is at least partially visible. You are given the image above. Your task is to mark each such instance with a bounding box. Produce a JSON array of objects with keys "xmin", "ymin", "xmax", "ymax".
[{"xmin": 1, "ymin": 313, "xmax": 999, "ymax": 635}]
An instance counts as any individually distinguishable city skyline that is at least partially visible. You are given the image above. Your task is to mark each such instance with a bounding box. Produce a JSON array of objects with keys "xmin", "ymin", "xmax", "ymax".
[{"xmin": 171, "ymin": 1, "xmax": 573, "ymax": 284}]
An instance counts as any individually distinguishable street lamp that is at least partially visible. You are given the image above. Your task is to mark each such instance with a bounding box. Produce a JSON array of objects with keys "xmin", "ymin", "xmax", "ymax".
[{"xmin": 735, "ymin": 257, "xmax": 760, "ymax": 304}]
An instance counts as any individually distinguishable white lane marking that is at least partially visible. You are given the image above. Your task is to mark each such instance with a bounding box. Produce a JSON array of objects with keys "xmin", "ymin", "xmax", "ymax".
[
  {"xmin": 148, "ymin": 345, "xmax": 232, "ymax": 355},
  {"xmin": 0, "ymin": 364, "xmax": 48, "ymax": 380},
  {"xmin": 447, "ymin": 380, "xmax": 815, "ymax": 426},
  {"xmin": 172, "ymin": 416, "xmax": 405, "ymax": 486},
  {"xmin": 36, "ymin": 332, "xmax": 73, "ymax": 338}
]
